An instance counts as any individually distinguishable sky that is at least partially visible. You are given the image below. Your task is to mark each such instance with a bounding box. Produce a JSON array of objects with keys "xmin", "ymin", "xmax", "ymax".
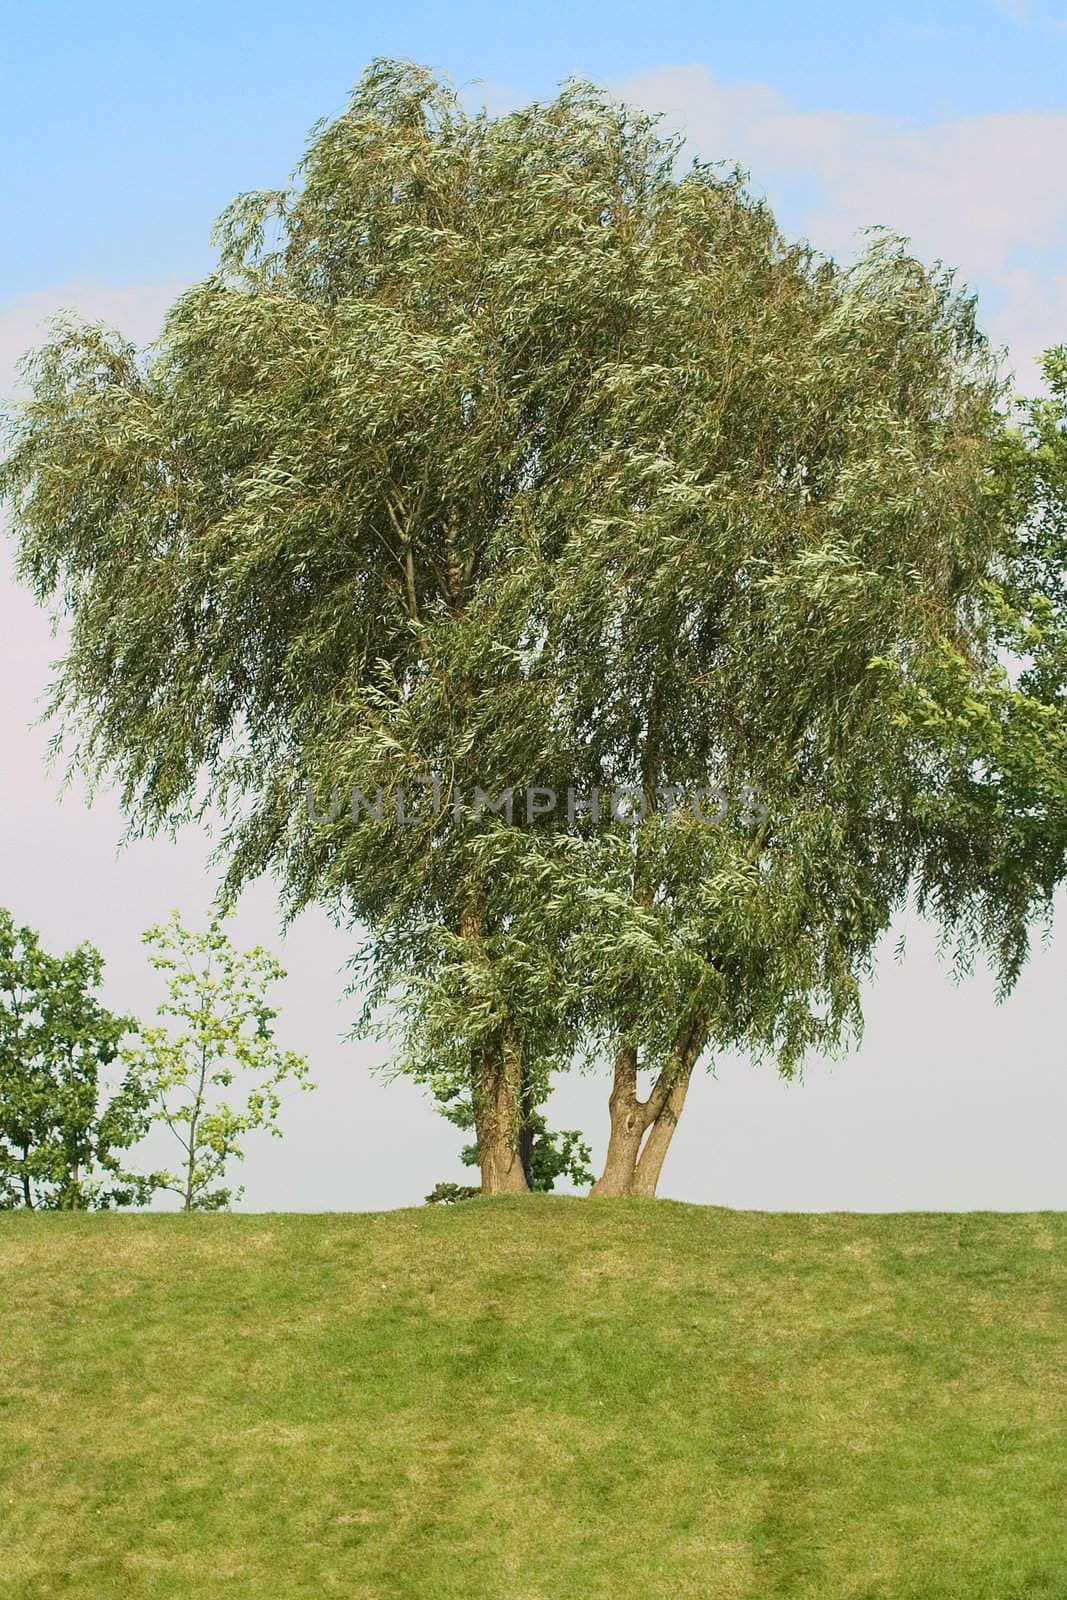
[{"xmin": 0, "ymin": 0, "xmax": 1064, "ymax": 1212}]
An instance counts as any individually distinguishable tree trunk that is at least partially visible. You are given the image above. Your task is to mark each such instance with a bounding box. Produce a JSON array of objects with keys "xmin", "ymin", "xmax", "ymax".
[
  {"xmin": 518, "ymin": 1062, "xmax": 537, "ymax": 1190},
  {"xmin": 459, "ymin": 896, "xmax": 531, "ymax": 1197},
  {"xmin": 589, "ymin": 1045, "xmax": 645, "ymax": 1197},
  {"xmin": 590, "ymin": 1021, "xmax": 706, "ymax": 1199},
  {"xmin": 631, "ymin": 1056, "xmax": 694, "ymax": 1197},
  {"xmin": 474, "ymin": 1033, "xmax": 531, "ymax": 1195}
]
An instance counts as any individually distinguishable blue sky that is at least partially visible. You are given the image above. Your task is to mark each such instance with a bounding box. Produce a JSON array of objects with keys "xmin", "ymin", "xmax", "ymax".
[
  {"xmin": 2, "ymin": 0, "xmax": 1066, "ymax": 296},
  {"xmin": 4, "ymin": 0, "xmax": 1067, "ymax": 393},
  {"xmin": 1, "ymin": 0, "xmax": 1065, "ymax": 1210}
]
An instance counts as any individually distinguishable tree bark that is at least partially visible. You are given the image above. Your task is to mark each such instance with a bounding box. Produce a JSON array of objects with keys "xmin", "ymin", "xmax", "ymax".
[
  {"xmin": 589, "ymin": 1045, "xmax": 645, "ymax": 1197},
  {"xmin": 518, "ymin": 1062, "xmax": 537, "ymax": 1190},
  {"xmin": 631, "ymin": 1055, "xmax": 694, "ymax": 1197},
  {"xmin": 474, "ymin": 1033, "xmax": 531, "ymax": 1194},
  {"xmin": 456, "ymin": 892, "xmax": 531, "ymax": 1195},
  {"xmin": 590, "ymin": 1020, "xmax": 706, "ymax": 1199}
]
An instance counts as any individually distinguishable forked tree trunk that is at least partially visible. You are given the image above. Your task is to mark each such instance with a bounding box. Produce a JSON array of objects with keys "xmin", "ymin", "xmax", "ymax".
[
  {"xmin": 590, "ymin": 1020, "xmax": 706, "ymax": 1198},
  {"xmin": 631, "ymin": 1057, "xmax": 694, "ymax": 1196}
]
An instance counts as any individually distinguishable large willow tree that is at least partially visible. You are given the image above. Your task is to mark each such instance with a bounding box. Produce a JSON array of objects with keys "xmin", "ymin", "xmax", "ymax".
[{"xmin": 3, "ymin": 60, "xmax": 1064, "ymax": 1194}]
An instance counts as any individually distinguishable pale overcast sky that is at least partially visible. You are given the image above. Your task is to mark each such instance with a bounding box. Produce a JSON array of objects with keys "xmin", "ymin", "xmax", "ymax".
[{"xmin": 1, "ymin": 0, "xmax": 1064, "ymax": 1210}]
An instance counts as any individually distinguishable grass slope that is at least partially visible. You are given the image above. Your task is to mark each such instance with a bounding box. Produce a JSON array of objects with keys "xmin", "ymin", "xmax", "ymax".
[{"xmin": 1, "ymin": 1198, "xmax": 1065, "ymax": 1600}]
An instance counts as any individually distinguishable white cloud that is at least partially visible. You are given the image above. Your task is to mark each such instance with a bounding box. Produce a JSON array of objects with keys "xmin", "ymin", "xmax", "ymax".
[
  {"xmin": 0, "ymin": 281, "xmax": 185, "ymax": 404},
  {"xmin": 617, "ymin": 65, "xmax": 1067, "ymax": 388},
  {"xmin": 991, "ymin": 0, "xmax": 1067, "ymax": 27},
  {"xmin": 992, "ymin": 0, "xmax": 1033, "ymax": 19}
]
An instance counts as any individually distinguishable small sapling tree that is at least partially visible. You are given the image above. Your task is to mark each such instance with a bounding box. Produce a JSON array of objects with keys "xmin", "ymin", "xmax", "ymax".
[{"xmin": 125, "ymin": 913, "xmax": 313, "ymax": 1210}]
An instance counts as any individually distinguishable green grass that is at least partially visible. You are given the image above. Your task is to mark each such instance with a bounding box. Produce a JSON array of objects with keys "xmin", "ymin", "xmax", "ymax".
[{"xmin": 2, "ymin": 1198, "xmax": 1066, "ymax": 1599}]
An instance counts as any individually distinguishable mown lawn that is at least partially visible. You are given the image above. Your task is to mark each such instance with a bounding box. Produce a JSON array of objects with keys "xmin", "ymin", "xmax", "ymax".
[{"xmin": 1, "ymin": 1198, "xmax": 1065, "ymax": 1599}]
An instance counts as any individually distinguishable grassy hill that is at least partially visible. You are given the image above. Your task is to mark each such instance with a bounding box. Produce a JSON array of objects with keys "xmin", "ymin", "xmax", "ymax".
[{"xmin": 2, "ymin": 1198, "xmax": 1065, "ymax": 1600}]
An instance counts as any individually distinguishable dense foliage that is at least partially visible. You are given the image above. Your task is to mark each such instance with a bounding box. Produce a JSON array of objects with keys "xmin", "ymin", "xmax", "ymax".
[{"xmin": 0, "ymin": 909, "xmax": 153, "ymax": 1208}]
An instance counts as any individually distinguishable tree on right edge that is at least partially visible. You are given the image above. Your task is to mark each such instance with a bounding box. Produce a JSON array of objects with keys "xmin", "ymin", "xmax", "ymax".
[{"xmin": 524, "ymin": 256, "xmax": 1067, "ymax": 1196}]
